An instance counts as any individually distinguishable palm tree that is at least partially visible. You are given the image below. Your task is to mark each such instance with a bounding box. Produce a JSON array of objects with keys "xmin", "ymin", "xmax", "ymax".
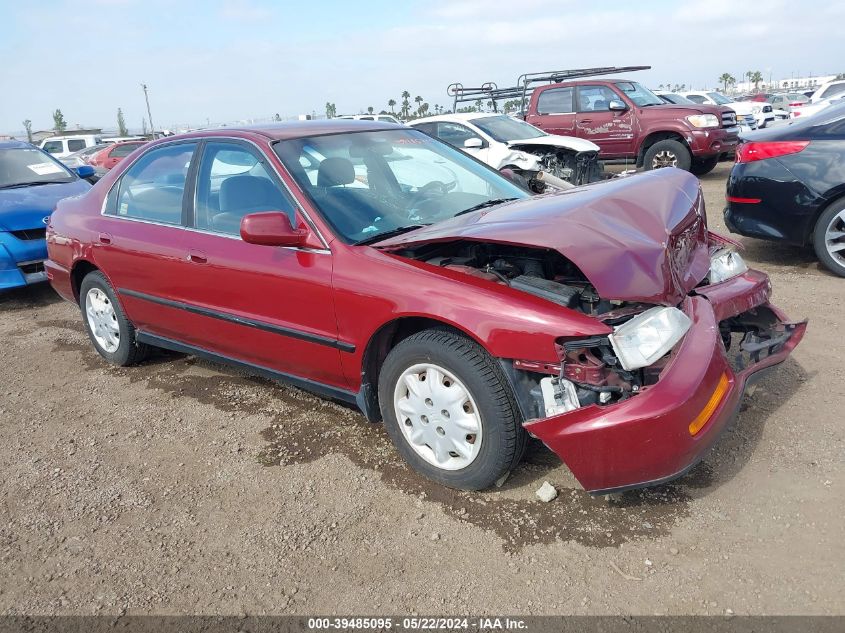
[
  {"xmin": 748, "ymin": 71, "xmax": 763, "ymax": 90},
  {"xmin": 367, "ymin": 106, "xmax": 374, "ymax": 114},
  {"xmin": 419, "ymin": 102, "xmax": 429, "ymax": 117},
  {"xmin": 414, "ymin": 95, "xmax": 423, "ymax": 116},
  {"xmin": 719, "ymin": 73, "xmax": 736, "ymax": 93},
  {"xmin": 401, "ymin": 91, "xmax": 411, "ymax": 119},
  {"xmin": 388, "ymin": 99, "xmax": 396, "ymax": 114},
  {"xmin": 474, "ymin": 99, "xmax": 483, "ymax": 112}
]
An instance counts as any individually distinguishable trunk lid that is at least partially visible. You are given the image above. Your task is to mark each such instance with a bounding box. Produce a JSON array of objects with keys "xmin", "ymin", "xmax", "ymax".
[{"xmin": 376, "ymin": 168, "xmax": 710, "ymax": 305}]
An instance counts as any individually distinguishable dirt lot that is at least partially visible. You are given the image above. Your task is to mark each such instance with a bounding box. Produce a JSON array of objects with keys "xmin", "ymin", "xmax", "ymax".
[{"xmin": 1, "ymin": 163, "xmax": 843, "ymax": 616}]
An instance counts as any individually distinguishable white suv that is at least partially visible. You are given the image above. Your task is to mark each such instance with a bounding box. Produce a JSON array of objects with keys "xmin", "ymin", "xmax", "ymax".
[{"xmin": 39, "ymin": 135, "xmax": 102, "ymax": 158}]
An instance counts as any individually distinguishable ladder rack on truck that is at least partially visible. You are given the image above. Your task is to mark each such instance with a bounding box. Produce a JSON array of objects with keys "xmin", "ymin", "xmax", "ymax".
[{"xmin": 447, "ymin": 66, "xmax": 651, "ymax": 113}]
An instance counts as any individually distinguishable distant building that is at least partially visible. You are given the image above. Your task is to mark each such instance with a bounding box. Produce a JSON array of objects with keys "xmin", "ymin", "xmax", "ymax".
[
  {"xmin": 30, "ymin": 127, "xmax": 103, "ymax": 143},
  {"xmin": 733, "ymin": 74, "xmax": 838, "ymax": 93}
]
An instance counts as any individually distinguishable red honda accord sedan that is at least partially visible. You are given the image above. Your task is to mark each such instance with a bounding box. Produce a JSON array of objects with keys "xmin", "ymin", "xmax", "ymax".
[{"xmin": 46, "ymin": 121, "xmax": 806, "ymax": 493}]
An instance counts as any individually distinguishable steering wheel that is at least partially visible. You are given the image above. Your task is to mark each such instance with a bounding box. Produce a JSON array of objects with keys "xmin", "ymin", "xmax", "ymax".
[{"xmin": 406, "ymin": 180, "xmax": 450, "ymax": 220}]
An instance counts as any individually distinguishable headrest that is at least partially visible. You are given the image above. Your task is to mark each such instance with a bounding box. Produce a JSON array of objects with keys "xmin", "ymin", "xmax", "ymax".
[{"xmin": 317, "ymin": 157, "xmax": 355, "ymax": 187}]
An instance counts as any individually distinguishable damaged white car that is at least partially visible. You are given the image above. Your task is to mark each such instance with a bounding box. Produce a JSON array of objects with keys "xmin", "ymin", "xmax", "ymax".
[{"xmin": 410, "ymin": 113, "xmax": 603, "ymax": 192}]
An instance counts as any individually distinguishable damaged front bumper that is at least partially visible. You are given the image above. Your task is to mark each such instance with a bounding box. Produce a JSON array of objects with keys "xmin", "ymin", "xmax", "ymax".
[{"xmin": 524, "ymin": 269, "xmax": 806, "ymax": 494}]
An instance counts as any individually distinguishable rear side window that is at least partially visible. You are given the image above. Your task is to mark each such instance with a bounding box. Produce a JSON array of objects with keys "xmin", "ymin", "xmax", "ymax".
[
  {"xmin": 194, "ymin": 142, "xmax": 296, "ymax": 236},
  {"xmin": 536, "ymin": 87, "xmax": 574, "ymax": 114},
  {"xmin": 42, "ymin": 141, "xmax": 63, "ymax": 154},
  {"xmin": 686, "ymin": 94, "xmax": 707, "ymax": 104},
  {"xmin": 67, "ymin": 139, "xmax": 87, "ymax": 152},
  {"xmin": 109, "ymin": 142, "xmax": 196, "ymax": 225}
]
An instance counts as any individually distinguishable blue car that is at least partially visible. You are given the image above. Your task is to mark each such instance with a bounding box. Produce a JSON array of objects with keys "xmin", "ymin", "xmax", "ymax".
[{"xmin": 1, "ymin": 140, "xmax": 93, "ymax": 291}]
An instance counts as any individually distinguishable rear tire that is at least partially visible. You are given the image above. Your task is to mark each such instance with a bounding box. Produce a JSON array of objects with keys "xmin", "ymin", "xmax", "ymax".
[
  {"xmin": 79, "ymin": 271, "xmax": 149, "ymax": 366},
  {"xmin": 378, "ymin": 329, "xmax": 526, "ymax": 490},
  {"xmin": 642, "ymin": 139, "xmax": 692, "ymax": 171},
  {"xmin": 690, "ymin": 155, "xmax": 720, "ymax": 176},
  {"xmin": 813, "ymin": 199, "xmax": 845, "ymax": 277}
]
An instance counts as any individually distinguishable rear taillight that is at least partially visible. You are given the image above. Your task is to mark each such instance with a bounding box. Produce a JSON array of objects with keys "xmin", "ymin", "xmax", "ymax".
[{"xmin": 735, "ymin": 141, "xmax": 809, "ymax": 163}]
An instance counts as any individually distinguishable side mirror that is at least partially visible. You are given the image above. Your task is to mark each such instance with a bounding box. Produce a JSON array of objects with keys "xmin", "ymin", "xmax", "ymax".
[
  {"xmin": 240, "ymin": 212, "xmax": 307, "ymax": 247},
  {"xmin": 75, "ymin": 165, "xmax": 96, "ymax": 179},
  {"xmin": 608, "ymin": 100, "xmax": 628, "ymax": 111},
  {"xmin": 463, "ymin": 137, "xmax": 483, "ymax": 149}
]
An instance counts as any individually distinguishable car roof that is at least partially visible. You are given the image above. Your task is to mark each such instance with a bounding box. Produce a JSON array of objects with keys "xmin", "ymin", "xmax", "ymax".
[
  {"xmin": 177, "ymin": 120, "xmax": 401, "ymax": 142},
  {"xmin": 0, "ymin": 140, "xmax": 33, "ymax": 150},
  {"xmin": 411, "ymin": 113, "xmax": 505, "ymax": 124}
]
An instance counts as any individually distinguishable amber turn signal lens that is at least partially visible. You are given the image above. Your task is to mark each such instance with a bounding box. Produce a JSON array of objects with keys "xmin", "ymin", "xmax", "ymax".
[{"xmin": 689, "ymin": 373, "xmax": 730, "ymax": 436}]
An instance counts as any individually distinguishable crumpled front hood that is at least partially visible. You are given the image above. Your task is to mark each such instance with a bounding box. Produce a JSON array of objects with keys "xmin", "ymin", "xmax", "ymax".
[
  {"xmin": 377, "ymin": 168, "xmax": 711, "ymax": 305},
  {"xmin": 0, "ymin": 179, "xmax": 90, "ymax": 231},
  {"xmin": 508, "ymin": 134, "xmax": 600, "ymax": 154}
]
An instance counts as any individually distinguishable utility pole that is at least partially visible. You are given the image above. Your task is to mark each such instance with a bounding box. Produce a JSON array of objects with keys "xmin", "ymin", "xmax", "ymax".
[{"xmin": 141, "ymin": 83, "xmax": 155, "ymax": 138}]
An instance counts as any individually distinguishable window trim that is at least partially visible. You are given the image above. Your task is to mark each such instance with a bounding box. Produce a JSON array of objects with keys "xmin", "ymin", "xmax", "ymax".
[{"xmin": 101, "ymin": 136, "xmax": 331, "ymax": 253}]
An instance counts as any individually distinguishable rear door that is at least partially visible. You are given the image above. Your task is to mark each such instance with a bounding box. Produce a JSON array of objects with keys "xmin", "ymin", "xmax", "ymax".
[
  {"xmin": 574, "ymin": 84, "xmax": 636, "ymax": 157},
  {"xmin": 526, "ymin": 86, "xmax": 576, "ymax": 137},
  {"xmin": 173, "ymin": 139, "xmax": 346, "ymax": 389},
  {"xmin": 95, "ymin": 140, "xmax": 199, "ymax": 344}
]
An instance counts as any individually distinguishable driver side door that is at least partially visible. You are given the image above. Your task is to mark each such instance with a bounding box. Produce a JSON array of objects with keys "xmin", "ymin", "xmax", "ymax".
[
  {"xmin": 575, "ymin": 85, "xmax": 635, "ymax": 158},
  {"xmin": 172, "ymin": 139, "xmax": 348, "ymax": 390}
]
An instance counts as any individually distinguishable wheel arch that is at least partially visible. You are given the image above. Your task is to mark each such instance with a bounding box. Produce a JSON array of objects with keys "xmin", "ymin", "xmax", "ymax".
[
  {"xmin": 805, "ymin": 188, "xmax": 845, "ymax": 245},
  {"xmin": 70, "ymin": 259, "xmax": 100, "ymax": 302},
  {"xmin": 358, "ymin": 316, "xmax": 489, "ymax": 422}
]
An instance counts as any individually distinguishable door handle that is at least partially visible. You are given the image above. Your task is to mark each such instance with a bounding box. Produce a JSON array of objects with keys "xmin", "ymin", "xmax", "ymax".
[
  {"xmin": 580, "ymin": 118, "xmax": 593, "ymax": 123},
  {"xmin": 97, "ymin": 232, "xmax": 112, "ymax": 245},
  {"xmin": 187, "ymin": 250, "xmax": 207, "ymax": 264}
]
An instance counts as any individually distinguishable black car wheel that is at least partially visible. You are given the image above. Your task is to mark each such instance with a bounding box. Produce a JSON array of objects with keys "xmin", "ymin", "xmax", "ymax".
[
  {"xmin": 378, "ymin": 328, "xmax": 526, "ymax": 490},
  {"xmin": 643, "ymin": 140, "xmax": 692, "ymax": 171},
  {"xmin": 813, "ymin": 199, "xmax": 845, "ymax": 277},
  {"xmin": 79, "ymin": 271, "xmax": 149, "ymax": 365},
  {"xmin": 690, "ymin": 155, "xmax": 720, "ymax": 176}
]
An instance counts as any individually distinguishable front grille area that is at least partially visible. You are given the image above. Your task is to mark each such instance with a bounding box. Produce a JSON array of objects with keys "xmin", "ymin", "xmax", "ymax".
[
  {"xmin": 721, "ymin": 111, "xmax": 737, "ymax": 127},
  {"xmin": 19, "ymin": 261, "xmax": 45, "ymax": 275},
  {"xmin": 10, "ymin": 228, "xmax": 47, "ymax": 241}
]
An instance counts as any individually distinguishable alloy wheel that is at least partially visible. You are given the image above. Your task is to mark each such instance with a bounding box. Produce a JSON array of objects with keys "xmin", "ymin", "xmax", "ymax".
[
  {"xmin": 393, "ymin": 363, "xmax": 482, "ymax": 470},
  {"xmin": 652, "ymin": 150, "xmax": 678, "ymax": 169},
  {"xmin": 825, "ymin": 209, "xmax": 845, "ymax": 266},
  {"xmin": 85, "ymin": 287, "xmax": 120, "ymax": 353}
]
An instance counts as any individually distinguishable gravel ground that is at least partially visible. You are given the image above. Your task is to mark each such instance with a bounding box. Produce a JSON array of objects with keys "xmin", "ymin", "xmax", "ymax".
[{"xmin": 0, "ymin": 162, "xmax": 842, "ymax": 616}]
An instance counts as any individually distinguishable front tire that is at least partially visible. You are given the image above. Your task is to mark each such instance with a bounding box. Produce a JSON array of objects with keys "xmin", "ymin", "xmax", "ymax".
[
  {"xmin": 378, "ymin": 329, "xmax": 526, "ymax": 490},
  {"xmin": 642, "ymin": 139, "xmax": 692, "ymax": 171},
  {"xmin": 690, "ymin": 155, "xmax": 720, "ymax": 176},
  {"xmin": 79, "ymin": 271, "xmax": 149, "ymax": 366},
  {"xmin": 813, "ymin": 199, "xmax": 845, "ymax": 277}
]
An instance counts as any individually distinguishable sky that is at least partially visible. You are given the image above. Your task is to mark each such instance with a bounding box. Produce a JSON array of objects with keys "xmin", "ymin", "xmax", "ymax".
[{"xmin": 1, "ymin": 0, "xmax": 843, "ymax": 135}]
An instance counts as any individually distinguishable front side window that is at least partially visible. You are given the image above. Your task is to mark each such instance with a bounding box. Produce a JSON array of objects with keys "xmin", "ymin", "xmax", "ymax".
[
  {"xmin": 194, "ymin": 142, "xmax": 295, "ymax": 236},
  {"xmin": 536, "ymin": 87, "xmax": 574, "ymax": 114},
  {"xmin": 577, "ymin": 86, "xmax": 622, "ymax": 112},
  {"xmin": 434, "ymin": 122, "xmax": 483, "ymax": 148},
  {"xmin": 274, "ymin": 129, "xmax": 528, "ymax": 244},
  {"xmin": 0, "ymin": 148, "xmax": 74, "ymax": 188},
  {"xmin": 111, "ymin": 142, "xmax": 196, "ymax": 225},
  {"xmin": 67, "ymin": 139, "xmax": 87, "ymax": 152},
  {"xmin": 706, "ymin": 92, "xmax": 733, "ymax": 105},
  {"xmin": 822, "ymin": 83, "xmax": 845, "ymax": 99},
  {"xmin": 686, "ymin": 94, "xmax": 707, "ymax": 104},
  {"xmin": 470, "ymin": 115, "xmax": 545, "ymax": 142}
]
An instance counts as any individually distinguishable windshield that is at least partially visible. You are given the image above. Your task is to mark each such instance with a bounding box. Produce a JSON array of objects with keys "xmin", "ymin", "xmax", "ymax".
[
  {"xmin": 707, "ymin": 92, "xmax": 734, "ymax": 105},
  {"xmin": 615, "ymin": 81, "xmax": 663, "ymax": 106},
  {"xmin": 274, "ymin": 129, "xmax": 528, "ymax": 244},
  {"xmin": 470, "ymin": 115, "xmax": 546, "ymax": 142},
  {"xmin": 0, "ymin": 147, "xmax": 75, "ymax": 188}
]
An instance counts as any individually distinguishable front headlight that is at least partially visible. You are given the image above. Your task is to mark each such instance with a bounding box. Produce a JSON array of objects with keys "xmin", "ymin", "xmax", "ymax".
[
  {"xmin": 686, "ymin": 114, "xmax": 720, "ymax": 128},
  {"xmin": 608, "ymin": 307, "xmax": 692, "ymax": 371},
  {"xmin": 709, "ymin": 248, "xmax": 747, "ymax": 284}
]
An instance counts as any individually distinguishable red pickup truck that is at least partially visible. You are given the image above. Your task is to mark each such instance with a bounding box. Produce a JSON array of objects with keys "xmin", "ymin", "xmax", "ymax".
[{"xmin": 522, "ymin": 78, "xmax": 739, "ymax": 175}]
